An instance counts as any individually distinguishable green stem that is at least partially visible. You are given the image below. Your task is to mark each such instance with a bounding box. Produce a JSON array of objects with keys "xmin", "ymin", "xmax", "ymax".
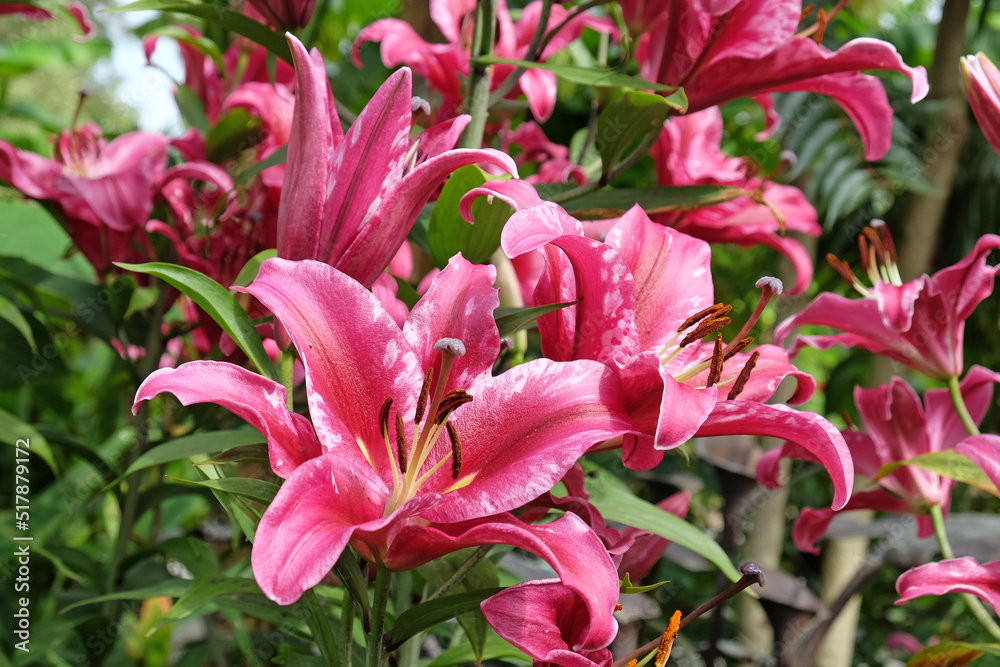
[
  {"xmin": 426, "ymin": 545, "xmax": 493, "ymax": 601},
  {"xmin": 458, "ymin": 0, "xmax": 497, "ymax": 149},
  {"xmin": 367, "ymin": 565, "xmax": 393, "ymax": 667},
  {"xmin": 487, "ymin": 0, "xmax": 553, "ymax": 107},
  {"xmin": 304, "ymin": 588, "xmax": 341, "ymax": 666},
  {"xmin": 929, "ymin": 505, "xmax": 1000, "ymax": 641},
  {"xmin": 947, "ymin": 375, "xmax": 980, "ymax": 436},
  {"xmin": 280, "ymin": 349, "xmax": 296, "ymax": 410},
  {"xmin": 340, "ymin": 587, "xmax": 356, "ymax": 667}
]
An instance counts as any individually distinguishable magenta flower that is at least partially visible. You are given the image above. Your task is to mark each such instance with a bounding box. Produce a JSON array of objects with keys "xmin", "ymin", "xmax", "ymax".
[
  {"xmin": 0, "ymin": 121, "xmax": 170, "ymax": 274},
  {"xmin": 481, "ymin": 186, "xmax": 852, "ymax": 507},
  {"xmin": 761, "ymin": 366, "xmax": 1000, "ymax": 553},
  {"xmin": 352, "ymin": 0, "xmax": 609, "ymax": 121},
  {"xmin": 279, "ymin": 34, "xmax": 517, "ymax": 287},
  {"xmin": 776, "ymin": 227, "xmax": 1000, "ymax": 379},
  {"xmin": 0, "ymin": 3, "xmax": 53, "ymax": 19},
  {"xmin": 634, "ymin": 0, "xmax": 928, "ymax": 160},
  {"xmin": 962, "ymin": 53, "xmax": 1000, "ymax": 157},
  {"xmin": 651, "ymin": 107, "xmax": 820, "ymax": 295},
  {"xmin": 244, "ymin": 0, "xmax": 315, "ymax": 29},
  {"xmin": 135, "ymin": 255, "xmax": 632, "ymax": 629},
  {"xmin": 897, "ymin": 557, "xmax": 1000, "ymax": 615}
]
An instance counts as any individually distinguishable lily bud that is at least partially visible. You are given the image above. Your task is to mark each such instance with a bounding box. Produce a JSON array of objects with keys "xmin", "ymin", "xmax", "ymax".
[
  {"xmin": 245, "ymin": 0, "xmax": 315, "ymax": 30},
  {"xmin": 961, "ymin": 53, "xmax": 1000, "ymax": 157}
]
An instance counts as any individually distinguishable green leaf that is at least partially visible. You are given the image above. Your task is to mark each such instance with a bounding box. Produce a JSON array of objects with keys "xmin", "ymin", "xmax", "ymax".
[
  {"xmin": 206, "ymin": 107, "xmax": 263, "ymax": 163},
  {"xmin": 169, "ymin": 476, "xmax": 279, "ymax": 504},
  {"xmin": 110, "ymin": 1, "xmax": 291, "ymax": 63},
  {"xmin": 1, "ymin": 409, "xmax": 58, "ymax": 473},
  {"xmin": 620, "ymin": 572, "xmax": 670, "ymax": 595},
  {"xmin": 195, "ymin": 458, "xmax": 259, "ymax": 543},
  {"xmin": 473, "ymin": 55, "xmax": 679, "ymax": 92},
  {"xmin": 154, "ymin": 536, "xmax": 221, "ymax": 579},
  {"xmin": 585, "ymin": 466, "xmax": 741, "ymax": 582},
  {"xmin": 150, "ymin": 577, "xmax": 266, "ymax": 632},
  {"xmin": 494, "ymin": 301, "xmax": 578, "ymax": 339},
  {"xmin": 429, "ymin": 631, "xmax": 530, "ymax": 667},
  {"xmin": 232, "ymin": 249, "xmax": 279, "ymax": 288},
  {"xmin": 124, "ymin": 430, "xmax": 266, "ymax": 477},
  {"xmin": 61, "ymin": 580, "xmax": 192, "ymax": 613},
  {"xmin": 116, "ymin": 262, "xmax": 277, "ymax": 380},
  {"xmin": 597, "ymin": 92, "xmax": 676, "ymax": 179},
  {"xmin": 392, "ymin": 276, "xmax": 421, "ymax": 310},
  {"xmin": 907, "ymin": 641, "xmax": 1000, "ymax": 666},
  {"xmin": 0, "ymin": 294, "xmax": 35, "ymax": 352},
  {"xmin": 542, "ymin": 185, "xmax": 745, "ymax": 220},
  {"xmin": 333, "ymin": 550, "xmax": 371, "ymax": 623},
  {"xmin": 877, "ymin": 450, "xmax": 999, "ymax": 496},
  {"xmin": 175, "ymin": 84, "xmax": 210, "ymax": 135},
  {"xmin": 428, "ymin": 166, "xmax": 512, "ymax": 267},
  {"xmin": 236, "ymin": 145, "xmax": 287, "ymax": 185},
  {"xmin": 196, "ymin": 442, "xmax": 271, "ymax": 465},
  {"xmin": 387, "ymin": 588, "xmax": 503, "ymax": 650}
]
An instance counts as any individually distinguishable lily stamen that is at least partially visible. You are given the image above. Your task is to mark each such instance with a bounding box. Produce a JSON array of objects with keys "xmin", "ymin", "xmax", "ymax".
[
  {"xmin": 395, "ymin": 412, "xmax": 408, "ymax": 474},
  {"xmin": 830, "ymin": 221, "xmax": 903, "ymax": 297},
  {"xmin": 679, "ymin": 312, "xmax": 732, "ymax": 348},
  {"xmin": 706, "ymin": 333, "xmax": 724, "ymax": 387},
  {"xmin": 727, "ymin": 350, "xmax": 761, "ymax": 400},
  {"xmin": 654, "ymin": 611, "xmax": 682, "ymax": 667},
  {"xmin": 415, "ymin": 368, "xmax": 433, "ymax": 424},
  {"xmin": 446, "ymin": 421, "xmax": 463, "ymax": 479}
]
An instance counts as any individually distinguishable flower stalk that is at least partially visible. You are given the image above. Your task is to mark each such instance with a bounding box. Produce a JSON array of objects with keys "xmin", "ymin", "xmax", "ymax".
[
  {"xmin": 367, "ymin": 564, "xmax": 393, "ymax": 667},
  {"xmin": 459, "ymin": 0, "xmax": 497, "ymax": 149}
]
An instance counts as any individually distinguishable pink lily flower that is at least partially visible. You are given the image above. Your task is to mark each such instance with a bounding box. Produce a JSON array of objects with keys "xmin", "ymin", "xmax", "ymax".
[
  {"xmin": 243, "ymin": 0, "xmax": 315, "ymax": 30},
  {"xmin": 961, "ymin": 53, "xmax": 1000, "ymax": 157},
  {"xmin": 501, "ymin": 121, "xmax": 586, "ymax": 185},
  {"xmin": 0, "ymin": 3, "xmax": 53, "ymax": 19},
  {"xmin": 761, "ymin": 366, "xmax": 1000, "ymax": 554},
  {"xmin": 278, "ymin": 34, "xmax": 517, "ymax": 287},
  {"xmin": 134, "ymin": 254, "xmax": 633, "ymax": 638},
  {"xmin": 477, "ymin": 184, "xmax": 852, "ymax": 507},
  {"xmin": 897, "ymin": 557, "xmax": 1000, "ymax": 616},
  {"xmin": 651, "ymin": 107, "xmax": 819, "ymax": 295},
  {"xmin": 776, "ymin": 226, "xmax": 1000, "ymax": 380},
  {"xmin": 634, "ymin": 0, "xmax": 929, "ymax": 160},
  {"xmin": 352, "ymin": 0, "xmax": 610, "ymax": 121},
  {"xmin": 0, "ymin": 121, "xmax": 170, "ymax": 274}
]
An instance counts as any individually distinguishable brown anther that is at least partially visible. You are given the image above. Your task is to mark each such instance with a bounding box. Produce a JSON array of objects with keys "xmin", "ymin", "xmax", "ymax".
[
  {"xmin": 435, "ymin": 389, "xmax": 474, "ymax": 424},
  {"xmin": 723, "ymin": 336, "xmax": 753, "ymax": 361},
  {"xmin": 706, "ymin": 333, "xmax": 724, "ymax": 387},
  {"xmin": 858, "ymin": 234, "xmax": 871, "ymax": 275},
  {"xmin": 800, "ymin": 4, "xmax": 815, "ymax": 21},
  {"xmin": 826, "ymin": 253, "xmax": 859, "ymax": 285},
  {"xmin": 879, "ymin": 223, "xmax": 898, "ymax": 264},
  {"xmin": 614, "ymin": 603, "xmax": 623, "ymax": 612},
  {"xmin": 395, "ymin": 412, "xmax": 408, "ymax": 474},
  {"xmin": 676, "ymin": 303, "xmax": 729, "ymax": 333},
  {"xmin": 415, "ymin": 368, "xmax": 433, "ymax": 423},
  {"xmin": 862, "ymin": 227, "xmax": 887, "ymax": 264},
  {"xmin": 378, "ymin": 398, "xmax": 393, "ymax": 439},
  {"xmin": 625, "ymin": 660, "xmax": 637, "ymax": 667},
  {"xmin": 811, "ymin": 7, "xmax": 827, "ymax": 43},
  {"xmin": 654, "ymin": 610, "xmax": 682, "ymax": 667},
  {"xmin": 446, "ymin": 421, "xmax": 462, "ymax": 479},
  {"xmin": 679, "ymin": 315, "xmax": 731, "ymax": 348},
  {"xmin": 726, "ymin": 350, "xmax": 760, "ymax": 400},
  {"xmin": 841, "ymin": 409, "xmax": 856, "ymax": 430}
]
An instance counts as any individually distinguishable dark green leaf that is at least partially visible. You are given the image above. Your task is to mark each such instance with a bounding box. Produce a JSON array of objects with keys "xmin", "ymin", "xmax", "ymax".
[
  {"xmin": 548, "ymin": 185, "xmax": 745, "ymax": 219},
  {"xmin": 620, "ymin": 572, "xmax": 670, "ymax": 594},
  {"xmin": 232, "ymin": 249, "xmax": 278, "ymax": 288},
  {"xmin": 429, "ymin": 631, "xmax": 530, "ymax": 667},
  {"xmin": 196, "ymin": 442, "xmax": 271, "ymax": 465},
  {"xmin": 236, "ymin": 144, "xmax": 287, "ymax": 185},
  {"xmin": 151, "ymin": 577, "xmax": 266, "ymax": 632},
  {"xmin": 387, "ymin": 588, "xmax": 503, "ymax": 650},
  {"xmin": 392, "ymin": 276, "xmax": 421, "ymax": 310},
  {"xmin": 473, "ymin": 55, "xmax": 679, "ymax": 92},
  {"xmin": 597, "ymin": 91, "xmax": 675, "ymax": 179},
  {"xmin": 1, "ymin": 409, "xmax": 58, "ymax": 473},
  {"xmin": 169, "ymin": 476, "xmax": 280, "ymax": 504},
  {"xmin": 907, "ymin": 641, "xmax": 1000, "ymax": 666},
  {"xmin": 428, "ymin": 166, "xmax": 512, "ymax": 267},
  {"xmin": 494, "ymin": 301, "xmax": 577, "ymax": 339},
  {"xmin": 124, "ymin": 430, "xmax": 267, "ymax": 477},
  {"xmin": 116, "ymin": 262, "xmax": 277, "ymax": 380},
  {"xmin": 586, "ymin": 466, "xmax": 741, "ymax": 581},
  {"xmin": 61, "ymin": 580, "xmax": 192, "ymax": 613},
  {"xmin": 0, "ymin": 294, "xmax": 35, "ymax": 352}
]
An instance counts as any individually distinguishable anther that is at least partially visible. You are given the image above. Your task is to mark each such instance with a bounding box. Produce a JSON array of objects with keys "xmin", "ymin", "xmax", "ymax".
[
  {"xmin": 415, "ymin": 368, "xmax": 433, "ymax": 424},
  {"xmin": 654, "ymin": 610, "xmax": 682, "ymax": 667},
  {"xmin": 677, "ymin": 303, "xmax": 728, "ymax": 333},
  {"xmin": 395, "ymin": 412, "xmax": 408, "ymax": 473},
  {"xmin": 811, "ymin": 7, "xmax": 827, "ymax": 43},
  {"xmin": 378, "ymin": 398, "xmax": 393, "ymax": 439},
  {"xmin": 446, "ymin": 421, "xmax": 462, "ymax": 479},
  {"xmin": 434, "ymin": 338, "xmax": 467, "ymax": 357},
  {"xmin": 727, "ymin": 350, "xmax": 760, "ymax": 400},
  {"xmin": 723, "ymin": 336, "xmax": 753, "ymax": 361},
  {"xmin": 435, "ymin": 389, "xmax": 474, "ymax": 424},
  {"xmin": 706, "ymin": 333, "xmax": 724, "ymax": 387},
  {"xmin": 614, "ymin": 603, "xmax": 623, "ymax": 612},
  {"xmin": 827, "ymin": 253, "xmax": 858, "ymax": 285},
  {"xmin": 800, "ymin": 3, "xmax": 815, "ymax": 21},
  {"xmin": 679, "ymin": 314, "xmax": 731, "ymax": 348}
]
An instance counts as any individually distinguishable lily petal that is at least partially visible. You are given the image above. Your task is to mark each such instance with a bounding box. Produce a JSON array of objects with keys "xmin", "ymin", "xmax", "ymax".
[{"xmin": 896, "ymin": 557, "xmax": 1000, "ymax": 615}]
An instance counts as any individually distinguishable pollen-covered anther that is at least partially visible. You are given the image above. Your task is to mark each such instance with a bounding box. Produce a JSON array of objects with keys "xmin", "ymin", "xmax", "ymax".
[
  {"xmin": 679, "ymin": 313, "xmax": 731, "ymax": 348},
  {"xmin": 614, "ymin": 603, "xmax": 623, "ymax": 612},
  {"xmin": 827, "ymin": 252, "xmax": 859, "ymax": 285},
  {"xmin": 378, "ymin": 397, "xmax": 393, "ymax": 439},
  {"xmin": 435, "ymin": 389, "xmax": 474, "ymax": 424},
  {"xmin": 395, "ymin": 412, "xmax": 408, "ymax": 474},
  {"xmin": 415, "ymin": 368, "xmax": 433, "ymax": 424},
  {"xmin": 446, "ymin": 421, "xmax": 463, "ymax": 479},
  {"xmin": 677, "ymin": 303, "xmax": 729, "ymax": 333},
  {"xmin": 654, "ymin": 610, "xmax": 682, "ymax": 667},
  {"xmin": 723, "ymin": 336, "xmax": 753, "ymax": 361},
  {"xmin": 706, "ymin": 333, "xmax": 724, "ymax": 387},
  {"xmin": 434, "ymin": 337, "xmax": 467, "ymax": 357},
  {"xmin": 811, "ymin": 7, "xmax": 828, "ymax": 43},
  {"xmin": 727, "ymin": 350, "xmax": 760, "ymax": 400}
]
